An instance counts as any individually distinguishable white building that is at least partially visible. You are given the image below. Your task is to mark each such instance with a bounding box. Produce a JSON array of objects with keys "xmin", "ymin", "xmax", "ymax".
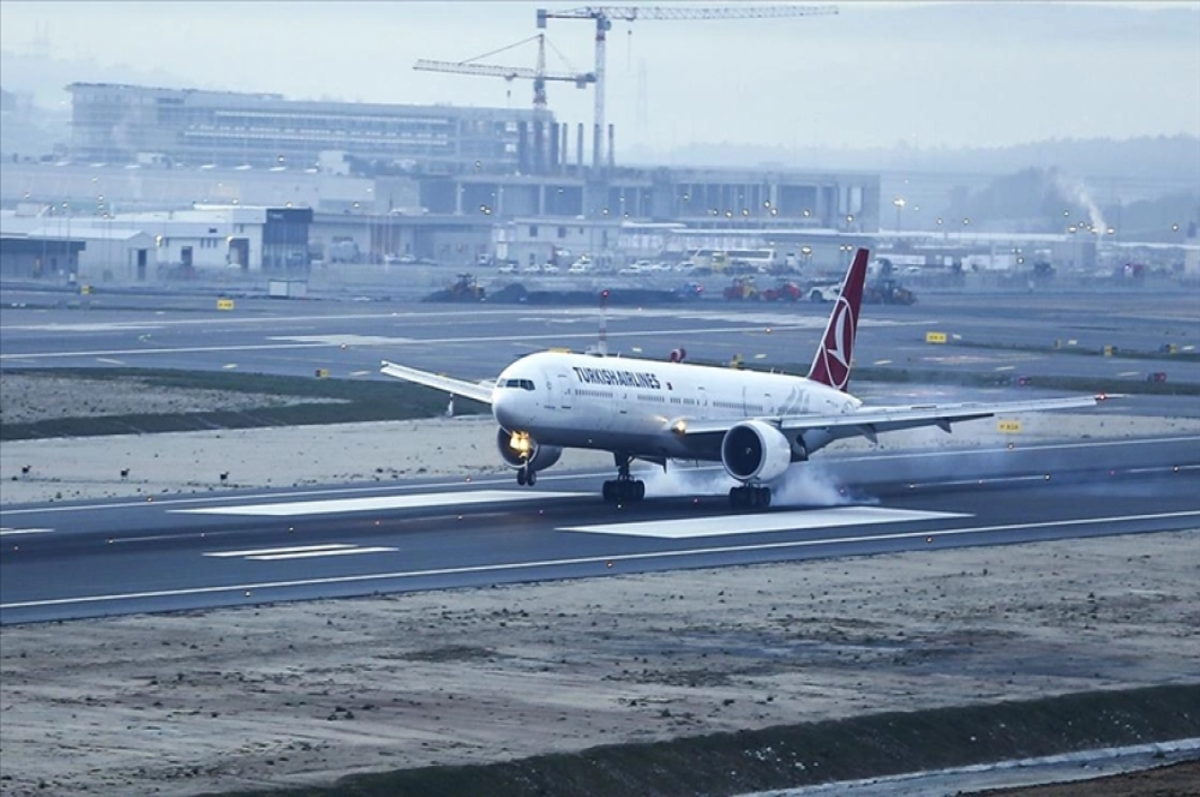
[{"xmin": 27, "ymin": 227, "xmax": 155, "ymax": 281}]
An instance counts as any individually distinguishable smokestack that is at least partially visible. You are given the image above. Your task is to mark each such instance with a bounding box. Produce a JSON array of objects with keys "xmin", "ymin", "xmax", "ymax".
[
  {"xmin": 517, "ymin": 121, "xmax": 528, "ymax": 174},
  {"xmin": 558, "ymin": 123, "xmax": 566, "ymax": 173},
  {"xmin": 576, "ymin": 123, "xmax": 584, "ymax": 174},
  {"xmin": 533, "ymin": 120, "xmax": 544, "ymax": 174},
  {"xmin": 592, "ymin": 123, "xmax": 601, "ymax": 172},
  {"xmin": 607, "ymin": 123, "xmax": 615, "ymax": 172},
  {"xmin": 549, "ymin": 122, "xmax": 560, "ymax": 174}
]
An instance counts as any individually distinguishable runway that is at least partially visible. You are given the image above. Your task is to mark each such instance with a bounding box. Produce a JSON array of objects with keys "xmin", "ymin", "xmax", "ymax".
[{"xmin": 3, "ymin": 435, "xmax": 1197, "ymax": 625}]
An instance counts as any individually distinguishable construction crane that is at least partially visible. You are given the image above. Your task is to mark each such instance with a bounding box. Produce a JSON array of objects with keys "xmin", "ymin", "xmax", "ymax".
[
  {"xmin": 537, "ymin": 4, "xmax": 839, "ymax": 170},
  {"xmin": 414, "ymin": 34, "xmax": 595, "ymax": 114}
]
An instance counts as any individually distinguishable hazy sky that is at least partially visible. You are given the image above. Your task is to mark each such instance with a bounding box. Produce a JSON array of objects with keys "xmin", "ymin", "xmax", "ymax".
[{"xmin": 2, "ymin": 1, "xmax": 1197, "ymax": 152}]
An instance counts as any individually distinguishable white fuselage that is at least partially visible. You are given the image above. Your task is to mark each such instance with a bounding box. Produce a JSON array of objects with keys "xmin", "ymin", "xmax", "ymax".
[{"xmin": 492, "ymin": 350, "xmax": 860, "ymax": 461}]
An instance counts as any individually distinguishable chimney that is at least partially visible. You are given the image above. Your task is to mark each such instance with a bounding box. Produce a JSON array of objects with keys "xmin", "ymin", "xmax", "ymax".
[
  {"xmin": 576, "ymin": 123, "xmax": 584, "ymax": 174},
  {"xmin": 592, "ymin": 123, "xmax": 601, "ymax": 172},
  {"xmin": 607, "ymin": 123, "xmax": 615, "ymax": 172},
  {"xmin": 558, "ymin": 123, "xmax": 566, "ymax": 173},
  {"xmin": 548, "ymin": 122, "xmax": 560, "ymax": 174},
  {"xmin": 517, "ymin": 121, "xmax": 529, "ymax": 174},
  {"xmin": 533, "ymin": 120, "xmax": 544, "ymax": 174}
]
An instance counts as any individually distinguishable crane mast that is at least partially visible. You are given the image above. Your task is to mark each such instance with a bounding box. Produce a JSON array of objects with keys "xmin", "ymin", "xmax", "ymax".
[{"xmin": 537, "ymin": 4, "xmax": 839, "ymax": 171}]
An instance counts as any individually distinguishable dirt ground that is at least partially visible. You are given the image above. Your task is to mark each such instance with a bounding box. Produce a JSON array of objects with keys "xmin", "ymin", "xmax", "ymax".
[
  {"xmin": 1, "ymin": 378, "xmax": 1198, "ymax": 796},
  {"xmin": 1, "ymin": 530, "xmax": 1197, "ymax": 796}
]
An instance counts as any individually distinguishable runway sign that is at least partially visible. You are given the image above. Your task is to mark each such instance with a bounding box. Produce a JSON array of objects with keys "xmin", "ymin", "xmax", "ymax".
[
  {"xmin": 173, "ymin": 489, "xmax": 589, "ymax": 517},
  {"xmin": 561, "ymin": 506, "xmax": 969, "ymax": 539},
  {"xmin": 925, "ymin": 331, "xmax": 948, "ymax": 344}
]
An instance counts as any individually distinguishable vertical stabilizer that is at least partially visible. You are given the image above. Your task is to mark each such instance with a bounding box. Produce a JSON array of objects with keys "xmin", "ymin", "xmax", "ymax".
[{"xmin": 807, "ymin": 247, "xmax": 870, "ymax": 392}]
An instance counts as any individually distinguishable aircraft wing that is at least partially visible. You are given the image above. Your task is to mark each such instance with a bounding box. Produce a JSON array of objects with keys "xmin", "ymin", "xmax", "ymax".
[
  {"xmin": 380, "ymin": 360, "xmax": 494, "ymax": 405},
  {"xmin": 678, "ymin": 395, "xmax": 1104, "ymax": 439}
]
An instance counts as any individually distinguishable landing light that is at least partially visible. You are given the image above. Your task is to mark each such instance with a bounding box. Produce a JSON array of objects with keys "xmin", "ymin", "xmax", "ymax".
[{"xmin": 671, "ymin": 419, "xmax": 687, "ymax": 434}]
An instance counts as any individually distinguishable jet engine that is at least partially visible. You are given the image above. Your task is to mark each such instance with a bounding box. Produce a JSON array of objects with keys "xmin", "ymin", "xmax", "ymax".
[
  {"xmin": 721, "ymin": 420, "xmax": 792, "ymax": 483},
  {"xmin": 496, "ymin": 427, "xmax": 562, "ymax": 473}
]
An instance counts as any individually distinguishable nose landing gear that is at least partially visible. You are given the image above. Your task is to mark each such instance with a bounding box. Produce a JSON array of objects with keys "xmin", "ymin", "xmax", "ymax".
[
  {"xmin": 602, "ymin": 453, "xmax": 645, "ymax": 503},
  {"xmin": 516, "ymin": 464, "xmax": 537, "ymax": 486}
]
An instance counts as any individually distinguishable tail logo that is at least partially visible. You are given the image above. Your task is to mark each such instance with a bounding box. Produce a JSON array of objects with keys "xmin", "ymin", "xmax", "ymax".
[{"xmin": 819, "ymin": 296, "xmax": 855, "ymax": 390}]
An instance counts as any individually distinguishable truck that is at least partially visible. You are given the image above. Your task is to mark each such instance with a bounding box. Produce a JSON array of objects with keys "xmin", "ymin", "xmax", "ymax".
[
  {"xmin": 723, "ymin": 276, "xmax": 759, "ymax": 300},
  {"xmin": 805, "ymin": 282, "xmax": 841, "ymax": 303},
  {"xmin": 863, "ymin": 278, "xmax": 916, "ymax": 305},
  {"xmin": 761, "ymin": 279, "xmax": 802, "ymax": 302},
  {"xmin": 327, "ymin": 239, "xmax": 360, "ymax": 264}
]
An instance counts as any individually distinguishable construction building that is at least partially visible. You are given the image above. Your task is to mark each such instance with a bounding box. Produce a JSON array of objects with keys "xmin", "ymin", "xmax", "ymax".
[{"xmin": 66, "ymin": 82, "xmax": 545, "ymax": 173}]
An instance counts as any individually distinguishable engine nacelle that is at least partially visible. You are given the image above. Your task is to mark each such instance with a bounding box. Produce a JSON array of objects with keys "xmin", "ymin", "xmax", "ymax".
[
  {"xmin": 721, "ymin": 420, "xmax": 792, "ymax": 483},
  {"xmin": 496, "ymin": 427, "xmax": 562, "ymax": 473}
]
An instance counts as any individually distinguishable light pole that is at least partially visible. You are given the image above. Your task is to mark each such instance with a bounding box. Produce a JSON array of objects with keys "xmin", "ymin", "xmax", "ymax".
[{"xmin": 892, "ymin": 197, "xmax": 906, "ymax": 232}]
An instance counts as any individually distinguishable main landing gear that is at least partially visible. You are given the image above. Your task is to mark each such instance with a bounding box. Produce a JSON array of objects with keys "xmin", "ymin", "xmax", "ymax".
[
  {"xmin": 729, "ymin": 484, "xmax": 771, "ymax": 509},
  {"xmin": 516, "ymin": 464, "xmax": 537, "ymax": 486},
  {"xmin": 602, "ymin": 454, "xmax": 645, "ymax": 503}
]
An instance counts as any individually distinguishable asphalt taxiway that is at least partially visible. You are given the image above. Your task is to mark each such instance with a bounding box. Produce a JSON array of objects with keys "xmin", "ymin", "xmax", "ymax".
[
  {"xmin": 3, "ymin": 287, "xmax": 1198, "ymax": 388},
  {"xmin": 3, "ymin": 435, "xmax": 1197, "ymax": 626}
]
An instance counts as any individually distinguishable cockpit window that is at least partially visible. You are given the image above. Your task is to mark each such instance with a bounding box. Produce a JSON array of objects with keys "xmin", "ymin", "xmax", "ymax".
[{"xmin": 498, "ymin": 378, "xmax": 536, "ymax": 391}]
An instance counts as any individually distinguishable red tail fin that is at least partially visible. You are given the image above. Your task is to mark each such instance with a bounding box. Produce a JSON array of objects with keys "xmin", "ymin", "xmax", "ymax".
[{"xmin": 807, "ymin": 247, "xmax": 869, "ymax": 392}]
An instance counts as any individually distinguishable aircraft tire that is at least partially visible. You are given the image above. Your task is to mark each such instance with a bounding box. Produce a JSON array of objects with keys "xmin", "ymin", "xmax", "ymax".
[
  {"xmin": 527, "ymin": 469, "xmax": 537, "ymax": 486},
  {"xmin": 517, "ymin": 468, "xmax": 527, "ymax": 486},
  {"xmin": 602, "ymin": 481, "xmax": 615, "ymax": 502},
  {"xmin": 634, "ymin": 480, "xmax": 645, "ymax": 501}
]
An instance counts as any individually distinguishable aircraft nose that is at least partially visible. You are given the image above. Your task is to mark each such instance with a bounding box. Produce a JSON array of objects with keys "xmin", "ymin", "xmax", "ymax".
[{"xmin": 493, "ymin": 387, "xmax": 522, "ymax": 430}]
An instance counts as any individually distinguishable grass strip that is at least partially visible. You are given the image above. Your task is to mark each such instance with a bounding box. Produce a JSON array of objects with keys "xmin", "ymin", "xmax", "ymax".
[{"xmin": 208, "ymin": 683, "xmax": 1200, "ymax": 797}]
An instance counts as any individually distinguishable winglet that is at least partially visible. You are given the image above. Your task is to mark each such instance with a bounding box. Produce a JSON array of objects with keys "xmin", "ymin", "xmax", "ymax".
[{"xmin": 807, "ymin": 247, "xmax": 870, "ymax": 392}]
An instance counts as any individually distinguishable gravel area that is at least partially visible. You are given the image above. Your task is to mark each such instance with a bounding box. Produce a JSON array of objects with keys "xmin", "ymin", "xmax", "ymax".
[
  {"xmin": 1, "ymin": 532, "xmax": 1197, "ymax": 796},
  {"xmin": 0, "ymin": 373, "xmax": 343, "ymax": 426}
]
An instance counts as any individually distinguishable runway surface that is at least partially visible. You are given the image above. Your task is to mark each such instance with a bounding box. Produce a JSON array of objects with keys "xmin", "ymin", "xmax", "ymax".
[{"xmin": 3, "ymin": 435, "xmax": 1197, "ymax": 626}]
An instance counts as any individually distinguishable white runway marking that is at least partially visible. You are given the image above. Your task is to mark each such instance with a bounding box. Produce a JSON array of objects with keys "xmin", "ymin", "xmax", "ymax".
[
  {"xmin": 0, "ymin": 527, "xmax": 55, "ymax": 537},
  {"xmin": 174, "ymin": 489, "xmax": 589, "ymax": 517},
  {"xmin": 268, "ymin": 334, "xmax": 417, "ymax": 346},
  {"xmin": 205, "ymin": 543, "xmax": 398, "ymax": 561},
  {"xmin": 561, "ymin": 507, "xmax": 970, "ymax": 538},
  {"xmin": 5, "ymin": 510, "xmax": 1198, "ymax": 612}
]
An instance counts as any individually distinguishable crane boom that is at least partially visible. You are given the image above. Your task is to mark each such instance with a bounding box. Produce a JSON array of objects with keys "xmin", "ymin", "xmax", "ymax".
[
  {"xmin": 540, "ymin": 5, "xmax": 838, "ymax": 22},
  {"xmin": 413, "ymin": 59, "xmax": 592, "ymax": 85},
  {"xmin": 537, "ymin": 4, "xmax": 838, "ymax": 170}
]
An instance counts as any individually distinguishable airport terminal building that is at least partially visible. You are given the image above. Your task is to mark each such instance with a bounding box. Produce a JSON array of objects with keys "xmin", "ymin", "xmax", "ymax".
[{"xmin": 66, "ymin": 82, "xmax": 542, "ymax": 173}]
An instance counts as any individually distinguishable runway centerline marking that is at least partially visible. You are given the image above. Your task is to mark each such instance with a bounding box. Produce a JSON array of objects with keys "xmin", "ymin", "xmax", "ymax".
[
  {"xmin": 205, "ymin": 544, "xmax": 399, "ymax": 561},
  {"xmin": 172, "ymin": 489, "xmax": 590, "ymax": 517},
  {"xmin": 560, "ymin": 507, "xmax": 970, "ymax": 538},
  {"xmin": 0, "ymin": 527, "xmax": 55, "ymax": 537},
  {"xmin": 5, "ymin": 509, "xmax": 1198, "ymax": 613}
]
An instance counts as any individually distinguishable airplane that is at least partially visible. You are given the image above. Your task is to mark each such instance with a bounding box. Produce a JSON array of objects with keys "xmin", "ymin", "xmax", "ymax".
[{"xmin": 382, "ymin": 248, "xmax": 1104, "ymax": 509}]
